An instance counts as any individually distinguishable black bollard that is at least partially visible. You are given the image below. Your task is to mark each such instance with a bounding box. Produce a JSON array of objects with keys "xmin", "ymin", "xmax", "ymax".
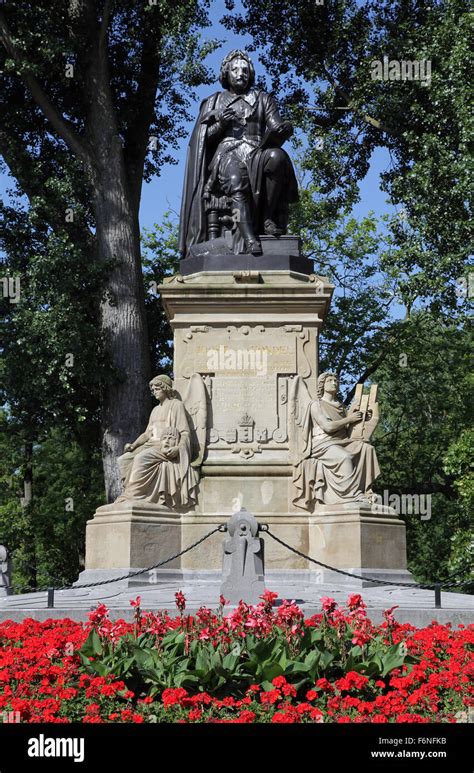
[
  {"xmin": 434, "ymin": 583, "xmax": 442, "ymax": 609},
  {"xmin": 47, "ymin": 587, "xmax": 55, "ymax": 609}
]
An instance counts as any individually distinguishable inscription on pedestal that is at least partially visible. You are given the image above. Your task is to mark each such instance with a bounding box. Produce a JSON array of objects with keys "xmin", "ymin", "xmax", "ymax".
[
  {"xmin": 196, "ymin": 340, "xmax": 296, "ymax": 376},
  {"xmin": 211, "ymin": 375, "xmax": 278, "ymax": 441}
]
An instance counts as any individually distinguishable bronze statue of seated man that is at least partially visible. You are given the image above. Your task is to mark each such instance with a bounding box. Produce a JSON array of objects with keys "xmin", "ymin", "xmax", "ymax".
[{"xmin": 179, "ymin": 49, "xmax": 299, "ymax": 257}]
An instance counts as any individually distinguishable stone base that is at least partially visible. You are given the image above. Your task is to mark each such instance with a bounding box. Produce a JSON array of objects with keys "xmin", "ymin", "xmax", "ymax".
[
  {"xmin": 180, "ymin": 252, "xmax": 313, "ymax": 277},
  {"xmin": 181, "ymin": 235, "xmax": 314, "ymax": 276},
  {"xmin": 308, "ymin": 505, "xmax": 411, "ymax": 579},
  {"xmin": 84, "ymin": 501, "xmax": 183, "ymax": 574},
  {"xmin": 3, "ymin": 571, "xmax": 473, "ymax": 625},
  {"xmin": 309, "ymin": 568, "xmax": 416, "ymax": 589},
  {"xmin": 83, "ymin": 501, "xmax": 413, "ymax": 589},
  {"xmin": 75, "ymin": 566, "xmax": 415, "ymax": 592}
]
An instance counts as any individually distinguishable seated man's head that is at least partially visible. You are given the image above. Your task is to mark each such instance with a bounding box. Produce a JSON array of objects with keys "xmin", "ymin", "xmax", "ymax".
[{"xmin": 220, "ymin": 50, "xmax": 255, "ymax": 93}]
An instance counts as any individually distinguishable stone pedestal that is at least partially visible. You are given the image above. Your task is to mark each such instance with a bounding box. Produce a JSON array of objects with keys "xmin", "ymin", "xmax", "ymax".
[
  {"xmin": 307, "ymin": 504, "xmax": 413, "ymax": 586},
  {"xmin": 82, "ymin": 502, "xmax": 413, "ymax": 588},
  {"xmin": 82, "ymin": 239, "xmax": 414, "ymax": 589},
  {"xmin": 80, "ymin": 501, "xmax": 183, "ymax": 586},
  {"xmin": 159, "ymin": 245, "xmax": 333, "ymax": 527}
]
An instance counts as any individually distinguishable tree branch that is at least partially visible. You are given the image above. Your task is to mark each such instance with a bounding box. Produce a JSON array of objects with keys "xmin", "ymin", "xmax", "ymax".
[
  {"xmin": 322, "ymin": 65, "xmax": 393, "ymax": 135},
  {"xmin": 123, "ymin": 26, "xmax": 162, "ymax": 214},
  {"xmin": 0, "ymin": 10, "xmax": 92, "ymax": 168},
  {"xmin": 98, "ymin": 0, "xmax": 112, "ymax": 53},
  {"xmin": 344, "ymin": 343, "xmax": 394, "ymax": 405},
  {"xmin": 0, "ymin": 127, "xmax": 95, "ymax": 244}
]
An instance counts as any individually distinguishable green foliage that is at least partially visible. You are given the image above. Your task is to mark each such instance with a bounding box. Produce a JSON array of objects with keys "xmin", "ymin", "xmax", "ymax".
[
  {"xmin": 444, "ymin": 429, "xmax": 474, "ymax": 507},
  {"xmin": 141, "ymin": 213, "xmax": 180, "ymax": 373},
  {"xmin": 373, "ymin": 314, "xmax": 473, "ymax": 582},
  {"xmin": 79, "ymin": 613, "xmax": 412, "ymax": 698},
  {"xmin": 442, "ymin": 429, "xmax": 474, "ymax": 579},
  {"xmin": 0, "ymin": 414, "xmax": 103, "ymax": 589}
]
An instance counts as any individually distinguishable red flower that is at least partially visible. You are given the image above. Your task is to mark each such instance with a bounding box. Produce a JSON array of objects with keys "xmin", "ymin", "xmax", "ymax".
[
  {"xmin": 315, "ymin": 678, "xmax": 334, "ymax": 692},
  {"xmin": 260, "ymin": 589, "xmax": 278, "ymax": 605},
  {"xmin": 175, "ymin": 591, "xmax": 186, "ymax": 612},
  {"xmin": 272, "ymin": 711, "xmax": 296, "ymax": 723},
  {"xmin": 351, "ymin": 631, "xmax": 371, "ymax": 647},
  {"xmin": 85, "ymin": 703, "xmax": 100, "ymax": 715},
  {"xmin": 347, "ymin": 594, "xmax": 363, "ymax": 609},
  {"xmin": 247, "ymin": 684, "xmax": 260, "ymax": 694},
  {"xmin": 321, "ymin": 597, "xmax": 337, "ymax": 615},
  {"xmin": 162, "ymin": 687, "xmax": 189, "ymax": 707},
  {"xmin": 237, "ymin": 710, "xmax": 256, "ymax": 723},
  {"xmin": 335, "ymin": 671, "xmax": 369, "ymax": 692},
  {"xmin": 260, "ymin": 690, "xmax": 281, "ymax": 705}
]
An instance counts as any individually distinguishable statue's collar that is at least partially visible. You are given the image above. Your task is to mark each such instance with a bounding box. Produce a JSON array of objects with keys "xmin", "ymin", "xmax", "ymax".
[{"xmin": 223, "ymin": 88, "xmax": 259, "ymax": 107}]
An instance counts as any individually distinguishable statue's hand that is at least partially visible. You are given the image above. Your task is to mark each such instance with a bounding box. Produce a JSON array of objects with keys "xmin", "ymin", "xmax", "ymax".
[
  {"xmin": 164, "ymin": 445, "xmax": 180, "ymax": 460},
  {"xmin": 277, "ymin": 121, "xmax": 293, "ymax": 139},
  {"xmin": 348, "ymin": 411, "xmax": 363, "ymax": 425},
  {"xmin": 217, "ymin": 107, "xmax": 236, "ymax": 127}
]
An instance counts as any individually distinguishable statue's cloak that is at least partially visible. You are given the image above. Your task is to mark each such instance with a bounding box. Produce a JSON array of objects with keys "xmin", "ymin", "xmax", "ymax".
[{"xmin": 178, "ymin": 93, "xmax": 219, "ymax": 257}]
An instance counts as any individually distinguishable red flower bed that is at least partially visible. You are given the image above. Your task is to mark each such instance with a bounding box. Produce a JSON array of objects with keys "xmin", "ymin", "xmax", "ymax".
[{"xmin": 0, "ymin": 593, "xmax": 472, "ymax": 723}]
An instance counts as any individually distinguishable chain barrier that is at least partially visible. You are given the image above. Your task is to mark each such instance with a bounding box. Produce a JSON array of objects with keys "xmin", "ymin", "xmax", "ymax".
[
  {"xmin": 2, "ymin": 525, "xmax": 225, "ymax": 601},
  {"xmin": 261, "ymin": 527, "xmax": 474, "ymax": 595},
  {"xmin": 2, "ymin": 523, "xmax": 472, "ymax": 612}
]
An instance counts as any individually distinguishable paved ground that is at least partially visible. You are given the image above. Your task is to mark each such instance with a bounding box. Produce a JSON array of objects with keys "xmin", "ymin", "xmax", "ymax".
[{"xmin": 1, "ymin": 578, "xmax": 473, "ymax": 627}]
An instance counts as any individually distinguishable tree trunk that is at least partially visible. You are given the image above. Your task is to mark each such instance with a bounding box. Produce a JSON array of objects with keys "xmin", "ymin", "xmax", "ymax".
[
  {"xmin": 93, "ymin": 150, "xmax": 151, "ymax": 502},
  {"xmin": 0, "ymin": 6, "xmax": 154, "ymax": 502},
  {"xmin": 80, "ymin": 16, "xmax": 153, "ymax": 503}
]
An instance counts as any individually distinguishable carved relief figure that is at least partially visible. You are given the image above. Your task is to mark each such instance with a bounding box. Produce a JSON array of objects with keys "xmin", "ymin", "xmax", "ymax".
[
  {"xmin": 221, "ymin": 509, "xmax": 265, "ymax": 604},
  {"xmin": 116, "ymin": 374, "xmax": 207, "ymax": 509},
  {"xmin": 178, "ymin": 49, "xmax": 298, "ymax": 257},
  {"xmin": 289, "ymin": 373, "xmax": 380, "ymax": 510}
]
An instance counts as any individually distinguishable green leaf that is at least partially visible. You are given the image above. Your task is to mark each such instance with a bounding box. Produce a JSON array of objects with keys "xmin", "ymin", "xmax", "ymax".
[{"xmin": 381, "ymin": 644, "xmax": 408, "ymax": 678}]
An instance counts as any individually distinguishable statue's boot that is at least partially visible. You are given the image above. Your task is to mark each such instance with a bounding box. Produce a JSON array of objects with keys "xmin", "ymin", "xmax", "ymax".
[
  {"xmin": 233, "ymin": 196, "xmax": 262, "ymax": 254},
  {"xmin": 264, "ymin": 168, "xmax": 287, "ymax": 234}
]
